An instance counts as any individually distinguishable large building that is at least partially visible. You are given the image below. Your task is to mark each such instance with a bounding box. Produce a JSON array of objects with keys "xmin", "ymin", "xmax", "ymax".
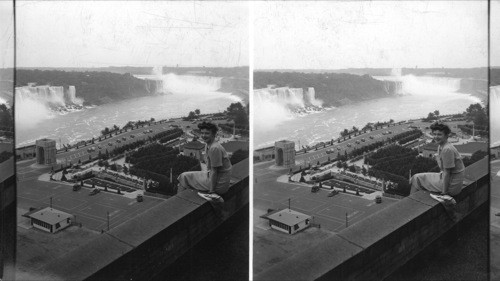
[
  {"xmin": 28, "ymin": 207, "xmax": 73, "ymax": 233},
  {"xmin": 275, "ymin": 140, "xmax": 295, "ymax": 168},
  {"xmin": 421, "ymin": 141, "xmax": 487, "ymax": 158},
  {"xmin": 492, "ymin": 145, "xmax": 500, "ymax": 159},
  {"xmin": 35, "ymin": 138, "xmax": 57, "ymax": 165},
  {"xmin": 254, "ymin": 146, "xmax": 275, "ymax": 161},
  {"xmin": 16, "ymin": 144, "xmax": 36, "ymax": 160},
  {"xmin": 265, "ymin": 209, "xmax": 311, "ymax": 235},
  {"xmin": 221, "ymin": 140, "xmax": 249, "ymax": 157}
]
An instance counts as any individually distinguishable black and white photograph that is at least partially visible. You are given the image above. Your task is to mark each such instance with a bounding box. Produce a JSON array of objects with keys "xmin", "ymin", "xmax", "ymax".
[
  {"xmin": 8, "ymin": 1, "xmax": 249, "ymax": 280},
  {"xmin": 490, "ymin": 0, "xmax": 500, "ymax": 280},
  {"xmin": 252, "ymin": 1, "xmax": 489, "ymax": 280},
  {"xmin": 2, "ymin": 0, "xmax": 500, "ymax": 280},
  {"xmin": 0, "ymin": 1, "xmax": 16, "ymax": 280}
]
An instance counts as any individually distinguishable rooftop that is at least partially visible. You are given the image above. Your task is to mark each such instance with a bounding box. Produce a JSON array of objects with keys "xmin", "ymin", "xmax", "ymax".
[
  {"xmin": 266, "ymin": 209, "xmax": 311, "ymax": 226},
  {"xmin": 29, "ymin": 207, "xmax": 73, "ymax": 225},
  {"xmin": 421, "ymin": 142, "xmax": 438, "ymax": 151},
  {"xmin": 183, "ymin": 140, "xmax": 205, "ymax": 150},
  {"xmin": 455, "ymin": 141, "xmax": 487, "ymax": 154},
  {"xmin": 221, "ymin": 140, "xmax": 248, "ymax": 153},
  {"xmin": 254, "ymin": 146, "xmax": 274, "ymax": 152}
]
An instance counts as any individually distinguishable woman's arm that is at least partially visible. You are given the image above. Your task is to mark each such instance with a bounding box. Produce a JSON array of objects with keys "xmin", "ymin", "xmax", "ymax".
[
  {"xmin": 442, "ymin": 168, "xmax": 452, "ymax": 194},
  {"xmin": 210, "ymin": 167, "xmax": 219, "ymax": 193}
]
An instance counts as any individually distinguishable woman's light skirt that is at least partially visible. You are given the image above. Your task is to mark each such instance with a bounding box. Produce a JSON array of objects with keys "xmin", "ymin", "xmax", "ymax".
[{"xmin": 410, "ymin": 171, "xmax": 464, "ymax": 196}]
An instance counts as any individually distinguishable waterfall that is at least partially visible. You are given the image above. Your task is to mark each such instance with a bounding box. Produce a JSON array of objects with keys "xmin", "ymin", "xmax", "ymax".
[
  {"xmin": 15, "ymin": 85, "xmax": 85, "ymax": 128},
  {"xmin": 491, "ymin": 86, "xmax": 500, "ymax": 146},
  {"xmin": 65, "ymin": 86, "xmax": 84, "ymax": 105},
  {"xmin": 254, "ymin": 86, "xmax": 323, "ymax": 131},
  {"xmin": 158, "ymin": 73, "xmax": 222, "ymax": 94},
  {"xmin": 304, "ymin": 87, "xmax": 323, "ymax": 107}
]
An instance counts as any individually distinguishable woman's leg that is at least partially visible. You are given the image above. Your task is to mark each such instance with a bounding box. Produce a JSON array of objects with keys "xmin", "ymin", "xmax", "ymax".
[
  {"xmin": 410, "ymin": 172, "xmax": 443, "ymax": 194},
  {"xmin": 177, "ymin": 171, "xmax": 211, "ymax": 192}
]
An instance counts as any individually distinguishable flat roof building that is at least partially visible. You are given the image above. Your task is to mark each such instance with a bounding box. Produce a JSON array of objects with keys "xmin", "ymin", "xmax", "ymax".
[
  {"xmin": 28, "ymin": 207, "xmax": 73, "ymax": 233},
  {"xmin": 265, "ymin": 209, "xmax": 312, "ymax": 235}
]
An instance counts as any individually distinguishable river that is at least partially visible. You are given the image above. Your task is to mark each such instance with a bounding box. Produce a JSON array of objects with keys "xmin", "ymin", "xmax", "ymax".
[
  {"xmin": 254, "ymin": 75, "xmax": 482, "ymax": 149},
  {"xmin": 15, "ymin": 74, "xmax": 241, "ymax": 148}
]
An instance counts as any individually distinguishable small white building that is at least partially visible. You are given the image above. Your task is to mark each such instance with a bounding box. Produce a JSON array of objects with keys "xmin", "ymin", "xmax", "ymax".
[
  {"xmin": 28, "ymin": 207, "xmax": 73, "ymax": 233},
  {"xmin": 266, "ymin": 209, "xmax": 311, "ymax": 235}
]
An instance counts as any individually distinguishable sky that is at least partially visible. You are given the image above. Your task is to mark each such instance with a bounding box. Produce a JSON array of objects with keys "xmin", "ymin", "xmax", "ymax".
[
  {"xmin": 15, "ymin": 1, "xmax": 248, "ymax": 68},
  {"xmin": 492, "ymin": 0, "xmax": 500, "ymax": 67},
  {"xmin": 254, "ymin": 1, "xmax": 489, "ymax": 69},
  {"xmin": 0, "ymin": 1, "xmax": 14, "ymax": 69}
]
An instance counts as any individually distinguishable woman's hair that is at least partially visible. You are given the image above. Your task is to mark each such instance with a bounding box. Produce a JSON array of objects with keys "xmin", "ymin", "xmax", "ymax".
[
  {"xmin": 198, "ymin": 121, "xmax": 218, "ymax": 135},
  {"xmin": 430, "ymin": 122, "xmax": 451, "ymax": 136}
]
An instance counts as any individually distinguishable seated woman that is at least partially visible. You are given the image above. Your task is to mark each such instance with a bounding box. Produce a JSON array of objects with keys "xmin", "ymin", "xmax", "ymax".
[
  {"xmin": 410, "ymin": 122, "xmax": 465, "ymax": 196},
  {"xmin": 177, "ymin": 122, "xmax": 232, "ymax": 201}
]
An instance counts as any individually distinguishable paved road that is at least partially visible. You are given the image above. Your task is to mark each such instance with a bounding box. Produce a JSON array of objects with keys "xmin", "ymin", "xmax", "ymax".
[
  {"xmin": 294, "ymin": 122, "xmax": 416, "ymax": 166},
  {"xmin": 293, "ymin": 120, "xmax": 467, "ymax": 166},
  {"xmin": 43, "ymin": 118, "xmax": 227, "ymax": 166}
]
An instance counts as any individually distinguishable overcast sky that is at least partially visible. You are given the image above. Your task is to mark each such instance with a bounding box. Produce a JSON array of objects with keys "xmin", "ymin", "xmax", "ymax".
[
  {"xmin": 254, "ymin": 1, "xmax": 488, "ymax": 69},
  {"xmin": 492, "ymin": 0, "xmax": 500, "ymax": 67},
  {"xmin": 0, "ymin": 1, "xmax": 14, "ymax": 69},
  {"xmin": 15, "ymin": 1, "xmax": 248, "ymax": 68}
]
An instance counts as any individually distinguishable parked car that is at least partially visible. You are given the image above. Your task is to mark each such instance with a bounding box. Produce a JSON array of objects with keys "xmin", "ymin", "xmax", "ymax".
[
  {"xmin": 108, "ymin": 143, "xmax": 113, "ymax": 146},
  {"xmin": 369, "ymin": 136, "xmax": 374, "ymax": 139},
  {"xmin": 89, "ymin": 188, "xmax": 100, "ymax": 196},
  {"xmin": 122, "ymin": 137, "xmax": 127, "ymax": 141},
  {"xmin": 136, "ymin": 194, "xmax": 144, "ymax": 202},
  {"xmin": 361, "ymin": 138, "xmax": 366, "ymax": 142},
  {"xmin": 347, "ymin": 143, "xmax": 352, "ymax": 147},
  {"xmin": 328, "ymin": 190, "xmax": 338, "ymax": 197},
  {"xmin": 326, "ymin": 149, "xmax": 334, "ymax": 154},
  {"xmin": 375, "ymin": 195, "xmax": 382, "ymax": 204},
  {"xmin": 73, "ymin": 184, "xmax": 81, "ymax": 191},
  {"xmin": 130, "ymin": 134, "xmax": 135, "ymax": 138}
]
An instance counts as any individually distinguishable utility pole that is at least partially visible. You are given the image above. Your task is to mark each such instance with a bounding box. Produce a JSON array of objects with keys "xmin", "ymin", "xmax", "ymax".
[
  {"xmin": 50, "ymin": 197, "xmax": 52, "ymax": 209},
  {"xmin": 107, "ymin": 211, "xmax": 110, "ymax": 231},
  {"xmin": 288, "ymin": 198, "xmax": 291, "ymax": 211},
  {"xmin": 345, "ymin": 212, "xmax": 348, "ymax": 228}
]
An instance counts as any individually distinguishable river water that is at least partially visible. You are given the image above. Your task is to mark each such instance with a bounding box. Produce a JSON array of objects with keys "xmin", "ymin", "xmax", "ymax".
[
  {"xmin": 15, "ymin": 74, "xmax": 241, "ymax": 147},
  {"xmin": 254, "ymin": 75, "xmax": 482, "ymax": 149}
]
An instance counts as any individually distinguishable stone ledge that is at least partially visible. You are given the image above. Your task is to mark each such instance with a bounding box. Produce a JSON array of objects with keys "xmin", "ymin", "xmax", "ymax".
[{"xmin": 256, "ymin": 158, "xmax": 488, "ymax": 281}]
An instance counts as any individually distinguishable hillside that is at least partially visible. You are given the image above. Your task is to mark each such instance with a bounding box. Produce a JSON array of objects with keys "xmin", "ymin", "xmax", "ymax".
[
  {"xmin": 254, "ymin": 71, "xmax": 401, "ymax": 106},
  {"xmin": 15, "ymin": 69, "xmax": 163, "ymax": 106}
]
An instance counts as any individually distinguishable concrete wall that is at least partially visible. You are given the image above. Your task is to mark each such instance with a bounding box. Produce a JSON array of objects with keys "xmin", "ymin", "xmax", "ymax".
[
  {"xmin": 36, "ymin": 159, "xmax": 248, "ymax": 281},
  {"xmin": 256, "ymin": 158, "xmax": 488, "ymax": 281}
]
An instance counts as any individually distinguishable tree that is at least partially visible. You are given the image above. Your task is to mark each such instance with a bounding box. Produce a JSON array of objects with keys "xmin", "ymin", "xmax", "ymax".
[
  {"xmin": 349, "ymin": 165, "xmax": 356, "ymax": 173},
  {"xmin": 433, "ymin": 110, "xmax": 440, "ymax": 116},
  {"xmin": 342, "ymin": 161, "xmax": 348, "ymax": 170},
  {"xmin": 187, "ymin": 111, "xmax": 197, "ymax": 120},
  {"xmin": 337, "ymin": 161, "xmax": 342, "ymax": 168},
  {"xmin": 226, "ymin": 102, "xmax": 248, "ymax": 127},
  {"xmin": 123, "ymin": 165, "xmax": 129, "ymax": 174},
  {"xmin": 195, "ymin": 109, "xmax": 200, "ymax": 115},
  {"xmin": 362, "ymin": 166, "xmax": 367, "ymax": 175}
]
